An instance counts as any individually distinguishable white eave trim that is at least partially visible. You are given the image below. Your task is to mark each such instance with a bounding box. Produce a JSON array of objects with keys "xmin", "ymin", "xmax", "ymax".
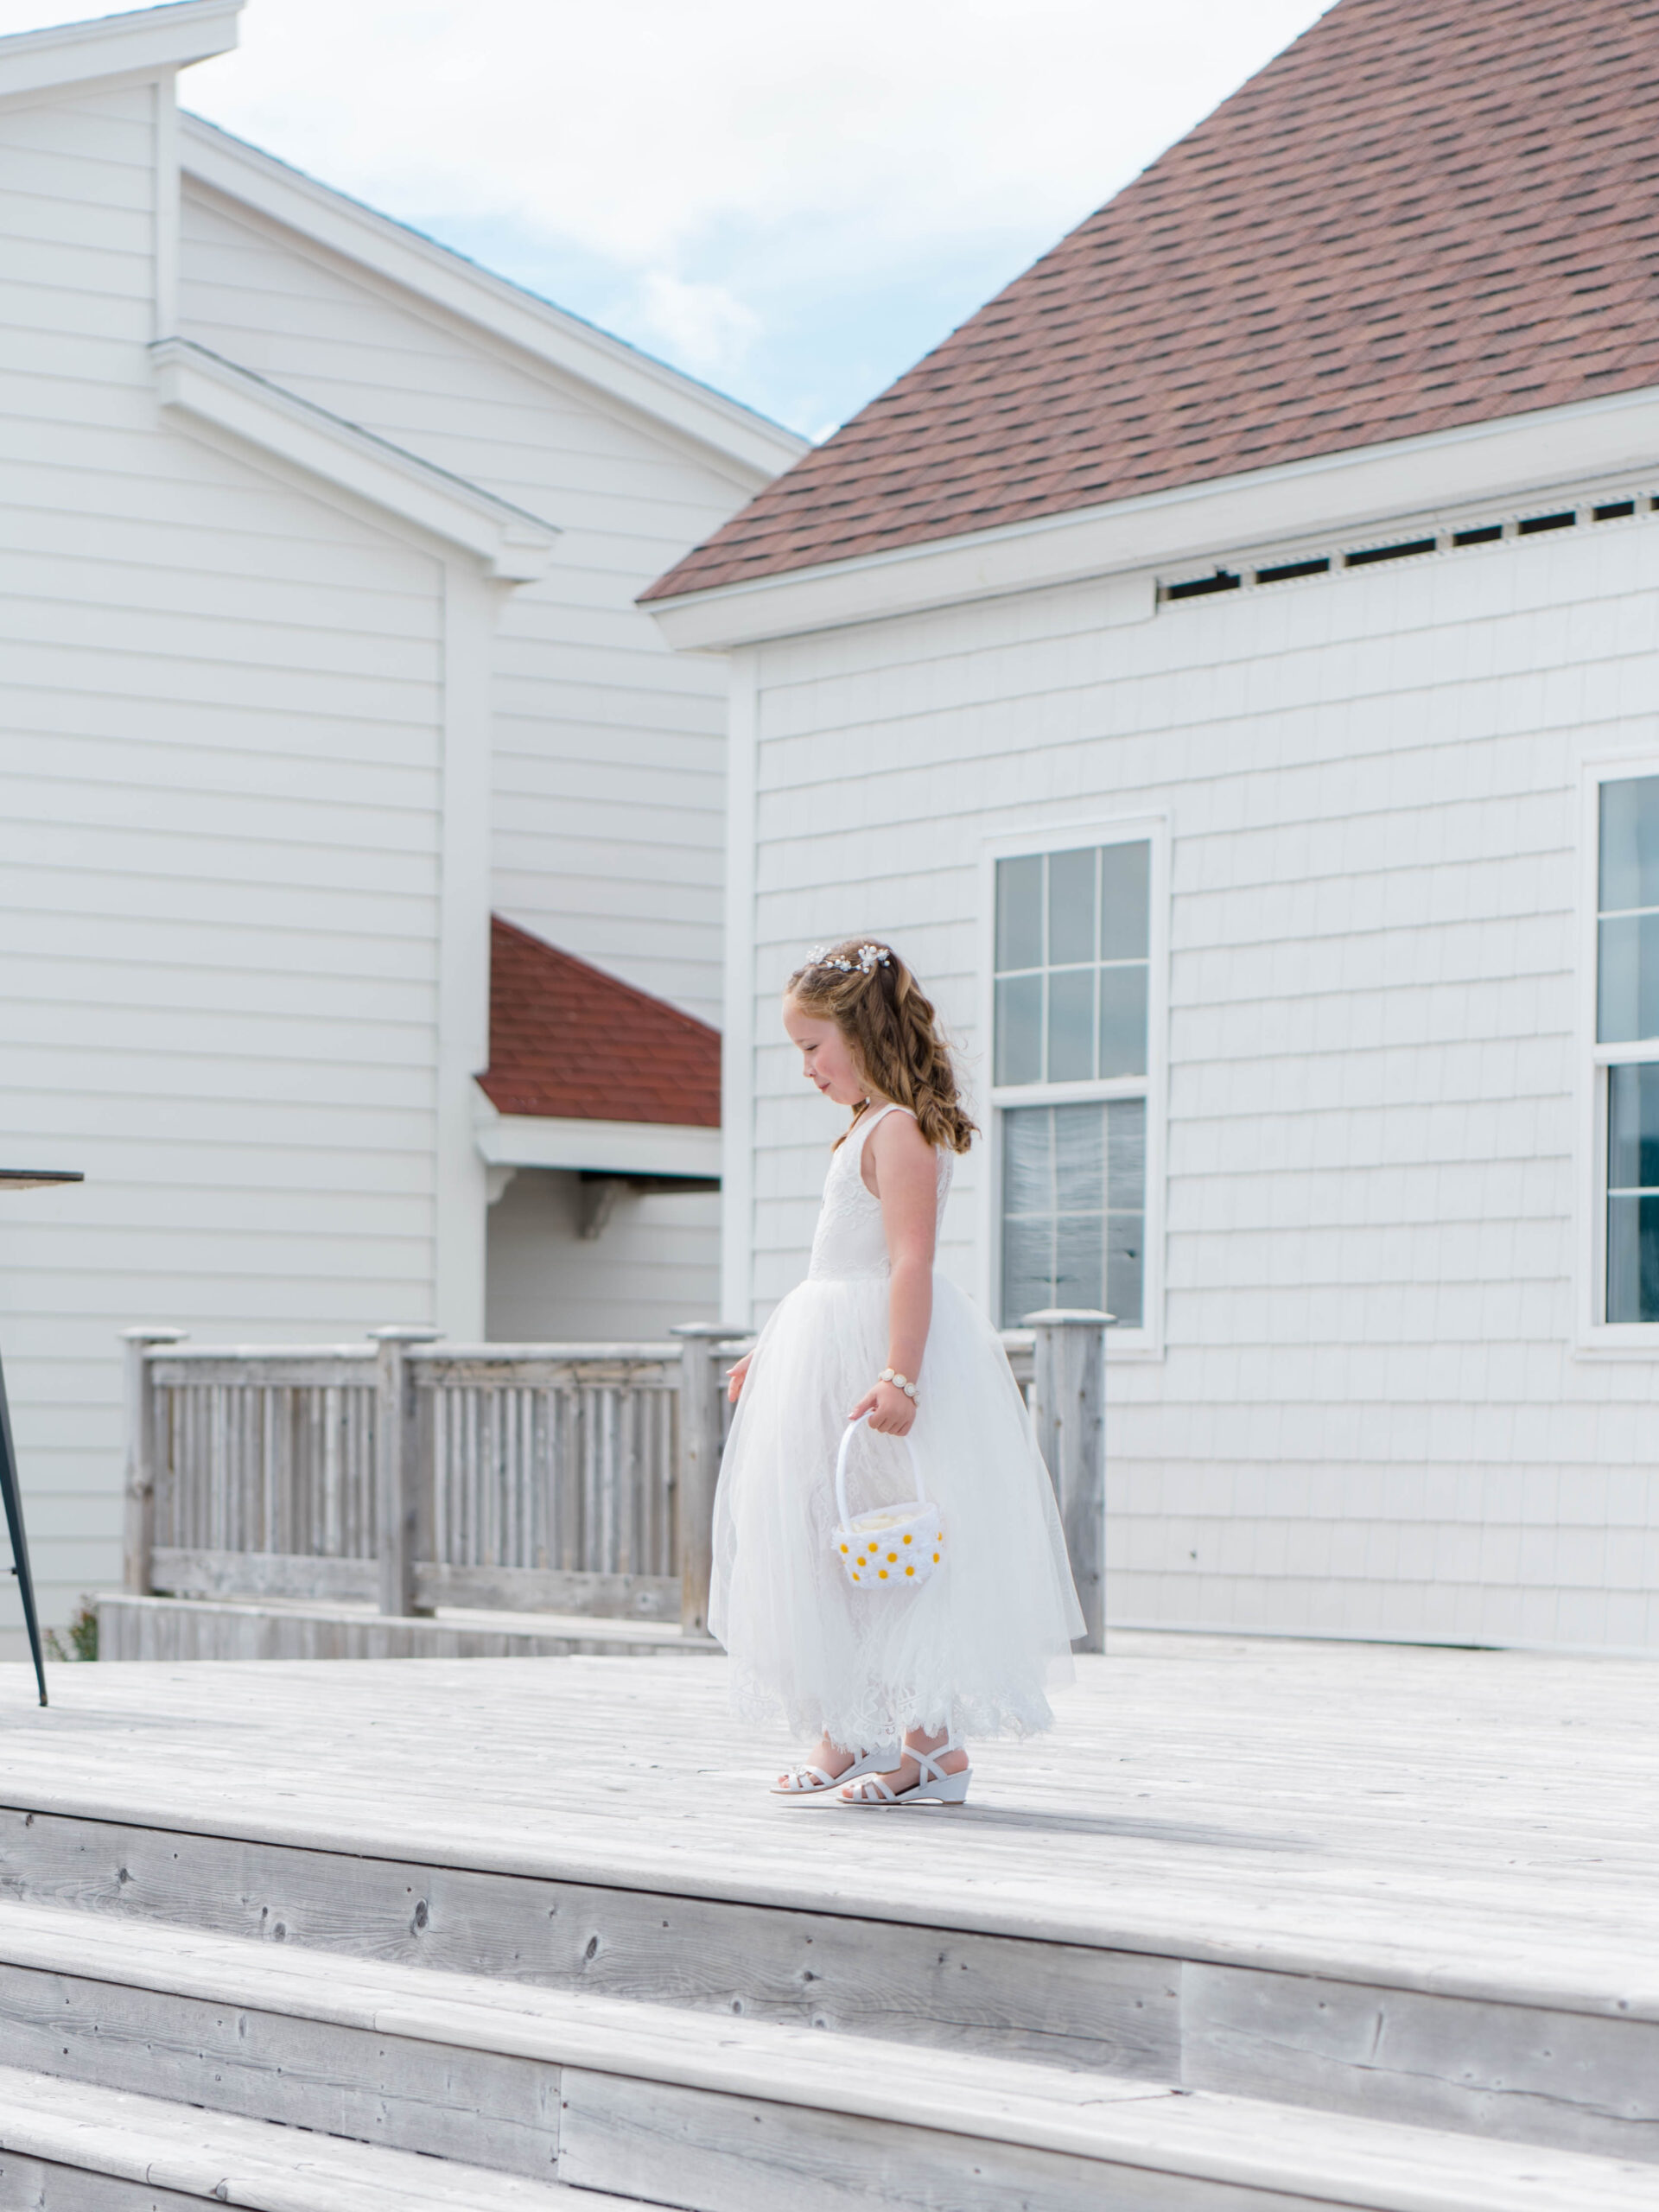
[
  {"xmin": 476, "ymin": 1112, "xmax": 721, "ymax": 1180},
  {"xmin": 178, "ymin": 112, "xmax": 809, "ymax": 486},
  {"xmin": 0, "ymin": 0, "xmax": 240, "ymax": 101},
  {"xmin": 647, "ymin": 378, "xmax": 1659, "ymax": 649},
  {"xmin": 150, "ymin": 337, "xmax": 558, "ymax": 579}
]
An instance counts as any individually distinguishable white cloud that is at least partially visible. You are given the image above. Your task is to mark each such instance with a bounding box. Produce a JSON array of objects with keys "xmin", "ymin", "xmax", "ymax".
[
  {"xmin": 632, "ymin": 272, "xmax": 760, "ymax": 380},
  {"xmin": 0, "ymin": 0, "xmax": 1336, "ymax": 429}
]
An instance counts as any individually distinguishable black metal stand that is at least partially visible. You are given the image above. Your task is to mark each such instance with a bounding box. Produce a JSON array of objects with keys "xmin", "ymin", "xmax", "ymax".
[
  {"xmin": 0, "ymin": 1170, "xmax": 85, "ymax": 1709},
  {"xmin": 0, "ymin": 1351, "xmax": 46, "ymax": 1707}
]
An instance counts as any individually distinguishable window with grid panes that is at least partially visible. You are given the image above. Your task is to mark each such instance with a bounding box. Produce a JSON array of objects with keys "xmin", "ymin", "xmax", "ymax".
[
  {"xmin": 1599, "ymin": 774, "xmax": 1659, "ymax": 1322},
  {"xmin": 994, "ymin": 842, "xmax": 1148, "ymax": 1329}
]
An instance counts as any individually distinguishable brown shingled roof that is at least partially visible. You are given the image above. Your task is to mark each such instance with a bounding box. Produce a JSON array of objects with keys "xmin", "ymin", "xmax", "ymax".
[
  {"xmin": 644, "ymin": 0, "xmax": 1659, "ymax": 603},
  {"xmin": 479, "ymin": 917, "xmax": 719, "ymax": 1127}
]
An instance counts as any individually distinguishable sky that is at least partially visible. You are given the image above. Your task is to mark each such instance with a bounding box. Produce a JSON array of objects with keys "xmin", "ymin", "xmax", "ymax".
[{"xmin": 9, "ymin": 0, "xmax": 1335, "ymax": 439}]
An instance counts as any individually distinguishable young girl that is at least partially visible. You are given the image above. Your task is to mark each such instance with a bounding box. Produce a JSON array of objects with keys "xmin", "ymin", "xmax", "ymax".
[{"xmin": 715, "ymin": 940, "xmax": 1084, "ymax": 1807}]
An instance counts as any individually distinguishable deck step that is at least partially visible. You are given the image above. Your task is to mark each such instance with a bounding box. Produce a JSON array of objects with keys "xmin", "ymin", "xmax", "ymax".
[
  {"xmin": 0, "ymin": 1901, "xmax": 1652, "ymax": 2212},
  {"xmin": 0, "ymin": 2065, "xmax": 643, "ymax": 2210},
  {"xmin": 3, "ymin": 1801, "xmax": 1656, "ymax": 2165}
]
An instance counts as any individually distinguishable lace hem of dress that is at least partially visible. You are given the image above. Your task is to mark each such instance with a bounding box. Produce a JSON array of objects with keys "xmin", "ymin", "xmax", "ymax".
[{"xmin": 725, "ymin": 1658, "xmax": 1057, "ymax": 1750}]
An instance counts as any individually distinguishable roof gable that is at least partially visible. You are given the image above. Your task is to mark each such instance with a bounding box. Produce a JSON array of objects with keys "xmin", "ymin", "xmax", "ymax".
[
  {"xmin": 179, "ymin": 113, "xmax": 807, "ymax": 488},
  {"xmin": 479, "ymin": 918, "xmax": 720, "ymax": 1128},
  {"xmin": 645, "ymin": 0, "xmax": 1659, "ymax": 602}
]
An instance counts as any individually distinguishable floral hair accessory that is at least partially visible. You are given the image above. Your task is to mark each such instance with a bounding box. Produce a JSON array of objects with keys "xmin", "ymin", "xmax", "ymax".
[{"xmin": 805, "ymin": 943, "xmax": 890, "ymax": 975}]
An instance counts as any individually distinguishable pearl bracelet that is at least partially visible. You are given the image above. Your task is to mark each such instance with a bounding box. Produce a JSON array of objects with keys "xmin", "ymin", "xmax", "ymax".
[{"xmin": 879, "ymin": 1367, "xmax": 918, "ymax": 1402}]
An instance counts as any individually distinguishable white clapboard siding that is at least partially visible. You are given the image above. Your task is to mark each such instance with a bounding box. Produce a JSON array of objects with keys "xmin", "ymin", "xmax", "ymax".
[
  {"xmin": 740, "ymin": 513, "xmax": 1659, "ymax": 1652},
  {"xmin": 0, "ymin": 82, "xmax": 449, "ymax": 1646},
  {"xmin": 178, "ymin": 177, "xmax": 755, "ymax": 1027},
  {"xmin": 486, "ymin": 1172, "xmax": 721, "ymax": 1343}
]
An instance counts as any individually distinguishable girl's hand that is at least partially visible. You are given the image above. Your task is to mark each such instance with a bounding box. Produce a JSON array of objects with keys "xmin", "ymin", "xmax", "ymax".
[
  {"xmin": 849, "ymin": 1380, "xmax": 916, "ymax": 1437},
  {"xmin": 725, "ymin": 1352, "xmax": 753, "ymax": 1404}
]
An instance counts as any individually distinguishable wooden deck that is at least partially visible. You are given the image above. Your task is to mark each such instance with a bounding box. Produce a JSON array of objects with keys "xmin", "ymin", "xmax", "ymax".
[
  {"xmin": 0, "ymin": 1631, "xmax": 1655, "ymax": 2207},
  {"xmin": 3, "ymin": 1631, "xmax": 1653, "ymax": 2001}
]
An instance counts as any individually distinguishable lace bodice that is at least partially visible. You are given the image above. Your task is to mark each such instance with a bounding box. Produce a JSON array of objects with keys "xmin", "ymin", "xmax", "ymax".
[{"xmin": 806, "ymin": 1103, "xmax": 952, "ymax": 1282}]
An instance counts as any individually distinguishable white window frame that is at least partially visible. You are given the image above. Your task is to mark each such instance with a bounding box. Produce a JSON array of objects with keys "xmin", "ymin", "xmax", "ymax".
[
  {"xmin": 977, "ymin": 812, "xmax": 1169, "ymax": 1361},
  {"xmin": 1575, "ymin": 753, "xmax": 1659, "ymax": 1355}
]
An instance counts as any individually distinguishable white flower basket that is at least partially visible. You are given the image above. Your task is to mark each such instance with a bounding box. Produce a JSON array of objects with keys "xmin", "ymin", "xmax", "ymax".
[{"xmin": 830, "ymin": 1412, "xmax": 944, "ymax": 1591}]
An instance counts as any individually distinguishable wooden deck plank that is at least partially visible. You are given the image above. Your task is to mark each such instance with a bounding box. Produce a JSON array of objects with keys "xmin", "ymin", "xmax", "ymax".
[{"xmin": 1, "ymin": 1634, "xmax": 1656, "ymax": 2020}]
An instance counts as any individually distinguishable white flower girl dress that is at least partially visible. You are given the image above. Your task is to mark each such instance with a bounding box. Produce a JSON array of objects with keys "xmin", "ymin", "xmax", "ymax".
[{"xmin": 710, "ymin": 1103, "xmax": 1085, "ymax": 1751}]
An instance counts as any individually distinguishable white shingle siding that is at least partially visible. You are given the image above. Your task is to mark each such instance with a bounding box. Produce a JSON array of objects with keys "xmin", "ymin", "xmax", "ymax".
[
  {"xmin": 179, "ymin": 183, "xmax": 747, "ymax": 1027},
  {"xmin": 737, "ymin": 512, "xmax": 1659, "ymax": 1652}
]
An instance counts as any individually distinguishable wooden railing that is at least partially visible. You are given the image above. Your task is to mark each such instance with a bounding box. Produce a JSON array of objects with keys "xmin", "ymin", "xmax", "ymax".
[{"xmin": 120, "ymin": 1313, "xmax": 1107, "ymax": 1649}]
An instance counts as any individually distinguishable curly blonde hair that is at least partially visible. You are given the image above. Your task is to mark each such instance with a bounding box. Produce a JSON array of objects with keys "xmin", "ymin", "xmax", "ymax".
[{"xmin": 785, "ymin": 940, "xmax": 976, "ymax": 1154}]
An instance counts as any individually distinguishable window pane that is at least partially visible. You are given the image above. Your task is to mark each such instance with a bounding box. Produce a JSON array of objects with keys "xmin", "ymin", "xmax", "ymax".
[
  {"xmin": 1053, "ymin": 1101, "xmax": 1105, "ymax": 1212},
  {"xmin": 1607, "ymin": 1196, "xmax": 1659, "ymax": 1323},
  {"xmin": 1597, "ymin": 913, "xmax": 1659, "ymax": 1043},
  {"xmin": 1599, "ymin": 776, "xmax": 1659, "ymax": 915},
  {"xmin": 1001, "ymin": 1212, "xmax": 1052, "ymax": 1331},
  {"xmin": 1001, "ymin": 1104, "xmax": 1054, "ymax": 1326},
  {"xmin": 1106, "ymin": 1097, "xmax": 1145, "ymax": 1327},
  {"xmin": 995, "ymin": 974, "xmax": 1042, "ymax": 1084},
  {"xmin": 1608, "ymin": 1064, "xmax": 1659, "ymax": 1192},
  {"xmin": 1001, "ymin": 1099, "xmax": 1052, "ymax": 1216},
  {"xmin": 1108, "ymin": 1097, "xmax": 1147, "ymax": 1212},
  {"xmin": 1054, "ymin": 1214, "xmax": 1104, "ymax": 1310},
  {"xmin": 1099, "ymin": 963, "xmax": 1149, "ymax": 1077},
  {"xmin": 995, "ymin": 854, "xmax": 1044, "ymax": 972},
  {"xmin": 1101, "ymin": 840, "xmax": 1151, "ymax": 961},
  {"xmin": 1106, "ymin": 1215, "xmax": 1143, "ymax": 1329},
  {"xmin": 1046, "ymin": 969, "xmax": 1095, "ymax": 1082},
  {"xmin": 1047, "ymin": 847, "xmax": 1096, "ymax": 966}
]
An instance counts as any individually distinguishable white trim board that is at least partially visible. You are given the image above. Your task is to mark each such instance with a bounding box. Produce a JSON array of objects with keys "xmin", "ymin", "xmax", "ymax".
[
  {"xmin": 648, "ymin": 381, "xmax": 1659, "ymax": 648},
  {"xmin": 476, "ymin": 1114, "xmax": 721, "ymax": 1180},
  {"xmin": 0, "ymin": 0, "xmax": 239, "ymax": 104},
  {"xmin": 150, "ymin": 337, "xmax": 559, "ymax": 579},
  {"xmin": 178, "ymin": 113, "xmax": 809, "ymax": 486}
]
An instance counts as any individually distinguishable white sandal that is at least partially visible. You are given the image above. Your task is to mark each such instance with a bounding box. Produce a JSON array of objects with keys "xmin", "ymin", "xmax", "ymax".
[
  {"xmin": 771, "ymin": 1743, "xmax": 899, "ymax": 1798},
  {"xmin": 841, "ymin": 1738, "xmax": 972, "ymax": 1808}
]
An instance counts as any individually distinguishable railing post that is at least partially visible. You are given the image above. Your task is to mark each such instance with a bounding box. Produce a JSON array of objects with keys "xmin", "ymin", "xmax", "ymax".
[
  {"xmin": 671, "ymin": 1323, "xmax": 750, "ymax": 1638},
  {"xmin": 118, "ymin": 1326, "xmax": 188, "ymax": 1594},
  {"xmin": 1025, "ymin": 1307, "xmax": 1110, "ymax": 1655},
  {"xmin": 371, "ymin": 1326, "xmax": 441, "ymax": 1618}
]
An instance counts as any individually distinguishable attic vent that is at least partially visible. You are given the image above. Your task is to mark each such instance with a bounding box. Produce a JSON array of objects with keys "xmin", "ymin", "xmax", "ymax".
[
  {"xmin": 1594, "ymin": 499, "xmax": 1636, "ymax": 521},
  {"xmin": 1452, "ymin": 524, "xmax": 1503, "ymax": 546},
  {"xmin": 1255, "ymin": 556, "xmax": 1330, "ymax": 585},
  {"xmin": 1164, "ymin": 569, "xmax": 1242, "ymax": 601},
  {"xmin": 1344, "ymin": 536, "xmax": 1437, "ymax": 569},
  {"xmin": 1517, "ymin": 510, "xmax": 1576, "ymax": 535}
]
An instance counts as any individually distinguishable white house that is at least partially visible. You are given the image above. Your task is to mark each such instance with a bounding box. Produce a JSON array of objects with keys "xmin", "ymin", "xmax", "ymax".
[
  {"xmin": 0, "ymin": 0, "xmax": 804, "ymax": 1643},
  {"xmin": 647, "ymin": 0, "xmax": 1659, "ymax": 1653}
]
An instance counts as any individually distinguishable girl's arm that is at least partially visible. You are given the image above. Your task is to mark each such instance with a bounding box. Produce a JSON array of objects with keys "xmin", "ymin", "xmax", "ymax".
[{"xmin": 849, "ymin": 1109, "xmax": 937, "ymax": 1436}]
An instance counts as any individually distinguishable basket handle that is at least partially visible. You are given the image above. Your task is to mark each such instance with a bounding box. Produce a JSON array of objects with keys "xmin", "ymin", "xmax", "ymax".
[{"xmin": 835, "ymin": 1411, "xmax": 925, "ymax": 1530}]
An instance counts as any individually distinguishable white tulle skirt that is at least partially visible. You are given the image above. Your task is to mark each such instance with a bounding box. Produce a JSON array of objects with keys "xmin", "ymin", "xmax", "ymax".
[{"xmin": 709, "ymin": 1270, "xmax": 1085, "ymax": 1750}]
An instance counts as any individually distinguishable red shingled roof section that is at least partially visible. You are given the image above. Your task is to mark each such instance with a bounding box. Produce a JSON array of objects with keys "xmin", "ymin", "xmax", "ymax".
[
  {"xmin": 479, "ymin": 917, "xmax": 720, "ymax": 1128},
  {"xmin": 644, "ymin": 0, "xmax": 1659, "ymax": 602}
]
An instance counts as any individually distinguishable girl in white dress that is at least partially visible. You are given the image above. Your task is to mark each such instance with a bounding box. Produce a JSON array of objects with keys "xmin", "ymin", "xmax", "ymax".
[{"xmin": 715, "ymin": 939, "xmax": 1084, "ymax": 1807}]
